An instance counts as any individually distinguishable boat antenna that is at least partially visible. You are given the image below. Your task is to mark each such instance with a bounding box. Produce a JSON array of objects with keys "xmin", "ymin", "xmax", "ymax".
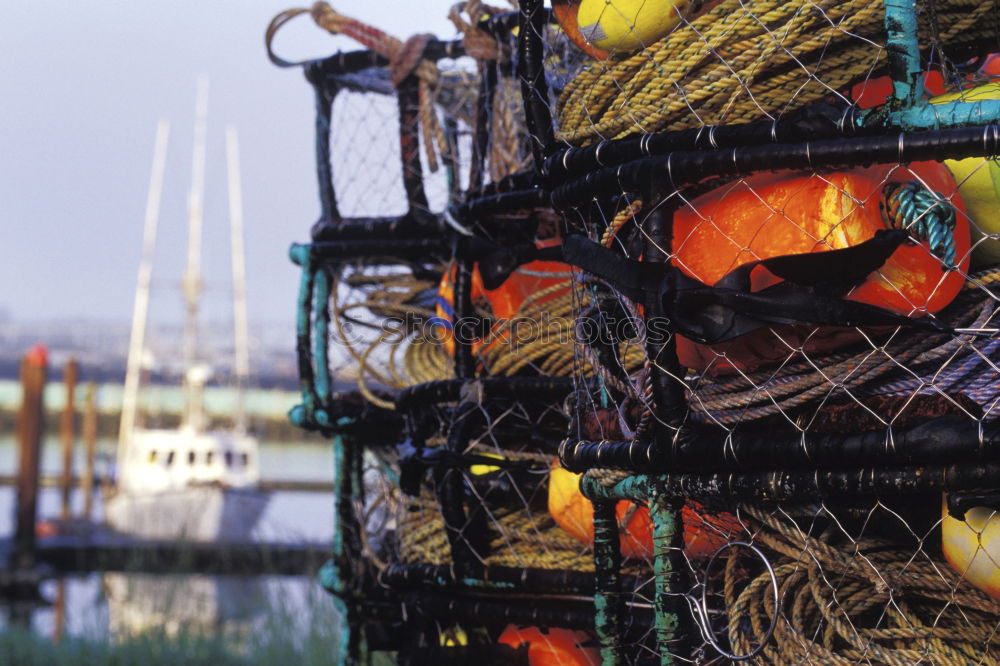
[
  {"xmin": 119, "ymin": 120, "xmax": 170, "ymax": 482},
  {"xmin": 225, "ymin": 126, "xmax": 250, "ymax": 435},
  {"xmin": 182, "ymin": 75, "xmax": 209, "ymax": 431}
]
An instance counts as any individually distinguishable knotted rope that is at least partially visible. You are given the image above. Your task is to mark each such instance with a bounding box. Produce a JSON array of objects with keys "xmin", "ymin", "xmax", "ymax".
[
  {"xmin": 310, "ymin": 2, "xmax": 450, "ymax": 172},
  {"xmin": 882, "ymin": 181, "xmax": 959, "ymax": 269},
  {"xmin": 268, "ymin": 2, "xmax": 451, "ymax": 172},
  {"xmin": 448, "ymin": 0, "xmax": 506, "ymax": 61}
]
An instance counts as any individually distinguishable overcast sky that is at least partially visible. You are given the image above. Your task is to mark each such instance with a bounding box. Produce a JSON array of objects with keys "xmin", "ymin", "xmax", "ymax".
[{"xmin": 0, "ymin": 1, "xmax": 462, "ymax": 327}]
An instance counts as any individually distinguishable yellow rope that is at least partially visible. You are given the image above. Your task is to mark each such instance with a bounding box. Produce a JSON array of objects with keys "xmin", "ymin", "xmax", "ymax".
[
  {"xmin": 601, "ymin": 198, "xmax": 643, "ymax": 248},
  {"xmin": 723, "ymin": 505, "xmax": 1000, "ymax": 664},
  {"xmin": 557, "ymin": 0, "xmax": 998, "ymax": 144}
]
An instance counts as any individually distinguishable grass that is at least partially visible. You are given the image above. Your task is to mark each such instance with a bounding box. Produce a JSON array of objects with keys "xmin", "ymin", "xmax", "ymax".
[
  {"xmin": 0, "ymin": 618, "xmax": 342, "ymax": 666},
  {"xmin": 0, "ymin": 575, "xmax": 345, "ymax": 666}
]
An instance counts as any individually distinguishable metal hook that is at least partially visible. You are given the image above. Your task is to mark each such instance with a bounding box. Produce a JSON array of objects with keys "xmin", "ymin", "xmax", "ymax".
[
  {"xmin": 595, "ymin": 140, "xmax": 609, "ymax": 167},
  {"xmin": 693, "ymin": 541, "xmax": 780, "ymax": 661}
]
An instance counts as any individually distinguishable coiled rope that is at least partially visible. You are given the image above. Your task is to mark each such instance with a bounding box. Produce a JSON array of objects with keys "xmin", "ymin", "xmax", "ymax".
[
  {"xmin": 685, "ymin": 275, "xmax": 998, "ymax": 426},
  {"xmin": 557, "ymin": 0, "xmax": 999, "ymax": 144},
  {"xmin": 724, "ymin": 505, "xmax": 1000, "ymax": 664}
]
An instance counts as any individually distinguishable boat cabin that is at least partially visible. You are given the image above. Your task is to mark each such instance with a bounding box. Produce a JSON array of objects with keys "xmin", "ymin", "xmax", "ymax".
[{"xmin": 118, "ymin": 426, "xmax": 259, "ymax": 493}]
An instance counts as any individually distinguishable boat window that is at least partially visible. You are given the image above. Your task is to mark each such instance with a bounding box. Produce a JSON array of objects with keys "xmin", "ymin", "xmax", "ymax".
[
  {"xmin": 206, "ymin": 451, "xmax": 214, "ymax": 465},
  {"xmin": 225, "ymin": 451, "xmax": 233, "ymax": 467},
  {"xmin": 149, "ymin": 450, "xmax": 157, "ymax": 463},
  {"xmin": 188, "ymin": 450, "xmax": 196, "ymax": 465},
  {"xmin": 241, "ymin": 453, "xmax": 249, "ymax": 467},
  {"xmin": 166, "ymin": 451, "xmax": 175, "ymax": 466}
]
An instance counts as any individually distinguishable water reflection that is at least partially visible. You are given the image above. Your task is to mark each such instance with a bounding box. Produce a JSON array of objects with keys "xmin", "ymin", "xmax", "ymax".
[{"xmin": 17, "ymin": 573, "xmax": 339, "ymax": 650}]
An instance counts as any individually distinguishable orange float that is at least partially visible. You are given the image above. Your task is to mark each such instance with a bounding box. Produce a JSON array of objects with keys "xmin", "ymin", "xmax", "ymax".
[
  {"xmin": 550, "ymin": 0, "xmax": 610, "ymax": 60},
  {"xmin": 671, "ymin": 163, "xmax": 969, "ymax": 373},
  {"xmin": 434, "ymin": 258, "xmax": 571, "ymax": 356},
  {"xmin": 849, "ymin": 71, "xmax": 946, "ymax": 109},
  {"xmin": 548, "ymin": 464, "xmax": 740, "ymax": 560},
  {"xmin": 498, "ymin": 624, "xmax": 600, "ymax": 666}
]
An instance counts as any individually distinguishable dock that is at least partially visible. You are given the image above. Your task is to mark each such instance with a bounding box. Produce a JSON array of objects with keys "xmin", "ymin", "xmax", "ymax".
[{"xmin": 0, "ymin": 529, "xmax": 329, "ymax": 580}]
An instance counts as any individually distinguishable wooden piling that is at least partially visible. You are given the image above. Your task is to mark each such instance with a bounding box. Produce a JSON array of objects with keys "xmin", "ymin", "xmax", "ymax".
[
  {"xmin": 82, "ymin": 381, "xmax": 97, "ymax": 521},
  {"xmin": 59, "ymin": 358, "xmax": 78, "ymax": 521},
  {"xmin": 13, "ymin": 344, "xmax": 47, "ymax": 571},
  {"xmin": 53, "ymin": 579, "xmax": 66, "ymax": 643}
]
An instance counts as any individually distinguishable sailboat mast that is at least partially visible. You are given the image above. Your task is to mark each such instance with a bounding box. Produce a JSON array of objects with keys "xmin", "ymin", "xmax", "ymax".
[
  {"xmin": 225, "ymin": 127, "xmax": 250, "ymax": 435},
  {"xmin": 182, "ymin": 76, "xmax": 209, "ymax": 430},
  {"xmin": 119, "ymin": 120, "xmax": 170, "ymax": 481}
]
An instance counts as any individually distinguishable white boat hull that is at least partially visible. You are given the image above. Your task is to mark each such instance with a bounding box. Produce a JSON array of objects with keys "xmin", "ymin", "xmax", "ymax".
[{"xmin": 105, "ymin": 486, "xmax": 269, "ymax": 542}]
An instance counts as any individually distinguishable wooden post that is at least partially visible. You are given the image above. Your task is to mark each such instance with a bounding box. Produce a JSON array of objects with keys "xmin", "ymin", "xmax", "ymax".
[
  {"xmin": 59, "ymin": 358, "xmax": 78, "ymax": 521},
  {"xmin": 53, "ymin": 579, "xmax": 66, "ymax": 643},
  {"xmin": 13, "ymin": 344, "xmax": 47, "ymax": 571},
  {"xmin": 82, "ymin": 381, "xmax": 97, "ymax": 521}
]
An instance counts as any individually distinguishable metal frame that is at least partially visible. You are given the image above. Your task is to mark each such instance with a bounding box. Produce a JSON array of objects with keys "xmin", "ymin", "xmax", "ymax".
[{"xmin": 277, "ymin": 1, "xmax": 1000, "ymax": 663}]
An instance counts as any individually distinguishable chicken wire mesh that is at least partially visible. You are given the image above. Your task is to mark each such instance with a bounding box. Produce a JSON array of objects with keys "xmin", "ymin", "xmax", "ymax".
[{"xmin": 270, "ymin": 0, "xmax": 1000, "ymax": 663}]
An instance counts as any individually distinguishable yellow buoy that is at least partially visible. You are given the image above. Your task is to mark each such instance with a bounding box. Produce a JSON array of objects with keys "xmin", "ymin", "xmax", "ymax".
[
  {"xmin": 941, "ymin": 495, "xmax": 1000, "ymax": 599},
  {"xmin": 576, "ymin": 0, "xmax": 687, "ymax": 54},
  {"xmin": 931, "ymin": 83, "xmax": 1000, "ymax": 267}
]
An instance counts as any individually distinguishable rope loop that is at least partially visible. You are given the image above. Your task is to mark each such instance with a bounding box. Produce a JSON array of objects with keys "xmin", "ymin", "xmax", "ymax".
[
  {"xmin": 693, "ymin": 540, "xmax": 780, "ymax": 661},
  {"xmin": 881, "ymin": 180, "xmax": 958, "ymax": 269},
  {"xmin": 448, "ymin": 0, "xmax": 507, "ymax": 61}
]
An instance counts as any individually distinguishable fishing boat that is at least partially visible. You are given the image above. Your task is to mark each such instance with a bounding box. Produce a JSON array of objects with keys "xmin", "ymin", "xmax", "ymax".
[{"xmin": 105, "ymin": 78, "xmax": 269, "ymax": 542}]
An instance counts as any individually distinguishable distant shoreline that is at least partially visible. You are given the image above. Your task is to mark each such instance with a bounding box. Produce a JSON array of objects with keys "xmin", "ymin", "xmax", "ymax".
[{"xmin": 0, "ymin": 379, "xmax": 348, "ymax": 442}]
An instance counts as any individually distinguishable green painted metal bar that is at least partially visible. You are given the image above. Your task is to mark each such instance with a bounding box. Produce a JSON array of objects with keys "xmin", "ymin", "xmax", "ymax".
[
  {"xmin": 288, "ymin": 244, "xmax": 318, "ymax": 430},
  {"xmin": 860, "ymin": 100, "xmax": 1000, "ymax": 131},
  {"xmin": 319, "ymin": 426, "xmax": 369, "ymax": 665},
  {"xmin": 584, "ymin": 476, "xmax": 686, "ymax": 664},
  {"xmin": 883, "ymin": 0, "xmax": 923, "ymax": 108},
  {"xmin": 592, "ymin": 500, "xmax": 624, "ymax": 666},
  {"xmin": 580, "ymin": 475, "xmax": 654, "ymax": 504},
  {"xmin": 649, "ymin": 493, "xmax": 683, "ymax": 666},
  {"xmin": 312, "ymin": 267, "xmax": 333, "ymax": 407}
]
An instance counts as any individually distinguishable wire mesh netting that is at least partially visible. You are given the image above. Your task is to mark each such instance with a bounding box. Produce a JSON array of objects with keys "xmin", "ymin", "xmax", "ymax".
[{"xmin": 270, "ymin": 0, "xmax": 1000, "ymax": 663}]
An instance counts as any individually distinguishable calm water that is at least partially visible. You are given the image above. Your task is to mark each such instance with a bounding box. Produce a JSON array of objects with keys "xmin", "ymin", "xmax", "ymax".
[{"xmin": 0, "ymin": 434, "xmax": 339, "ymax": 644}]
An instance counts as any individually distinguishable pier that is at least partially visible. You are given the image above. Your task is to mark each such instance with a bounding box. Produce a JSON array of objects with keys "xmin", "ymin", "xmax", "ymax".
[{"xmin": 1, "ymin": 349, "xmax": 332, "ymax": 601}]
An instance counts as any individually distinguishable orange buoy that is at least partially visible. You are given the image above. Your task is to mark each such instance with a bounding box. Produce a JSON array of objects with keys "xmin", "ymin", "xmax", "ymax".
[
  {"xmin": 548, "ymin": 463, "xmax": 653, "ymax": 559},
  {"xmin": 671, "ymin": 163, "xmax": 969, "ymax": 373},
  {"xmin": 498, "ymin": 624, "xmax": 600, "ymax": 666},
  {"xmin": 849, "ymin": 71, "xmax": 947, "ymax": 109},
  {"xmin": 551, "ymin": 0, "xmax": 610, "ymax": 60},
  {"xmin": 548, "ymin": 464, "xmax": 739, "ymax": 560},
  {"xmin": 434, "ymin": 259, "xmax": 571, "ymax": 356}
]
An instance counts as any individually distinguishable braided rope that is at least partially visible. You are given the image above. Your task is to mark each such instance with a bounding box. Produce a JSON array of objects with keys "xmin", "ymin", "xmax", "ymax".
[
  {"xmin": 309, "ymin": 2, "xmax": 449, "ymax": 171},
  {"xmin": 882, "ymin": 181, "xmax": 959, "ymax": 269},
  {"xmin": 721, "ymin": 506, "xmax": 1000, "ymax": 663},
  {"xmin": 557, "ymin": 0, "xmax": 999, "ymax": 144},
  {"xmin": 685, "ymin": 274, "xmax": 1000, "ymax": 425}
]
